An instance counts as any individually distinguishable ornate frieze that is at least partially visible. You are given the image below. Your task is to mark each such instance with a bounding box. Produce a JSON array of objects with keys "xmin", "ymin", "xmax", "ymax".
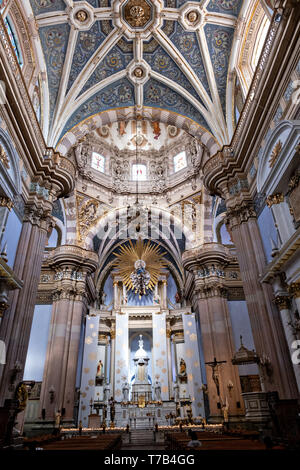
[
  {"xmin": 76, "ymin": 195, "xmax": 102, "ymax": 245},
  {"xmin": 149, "ymin": 158, "xmax": 167, "ymax": 193},
  {"xmin": 111, "ymin": 157, "xmax": 130, "ymax": 193}
]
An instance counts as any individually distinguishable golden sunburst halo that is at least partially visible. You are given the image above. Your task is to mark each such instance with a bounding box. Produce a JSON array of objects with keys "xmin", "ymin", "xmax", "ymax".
[{"xmin": 113, "ymin": 238, "xmax": 166, "ymax": 295}]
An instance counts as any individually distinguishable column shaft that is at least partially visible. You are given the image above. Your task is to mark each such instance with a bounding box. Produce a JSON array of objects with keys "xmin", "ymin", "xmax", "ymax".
[
  {"xmin": 0, "ymin": 208, "xmax": 50, "ymax": 405},
  {"xmin": 227, "ymin": 211, "xmax": 298, "ymax": 398}
]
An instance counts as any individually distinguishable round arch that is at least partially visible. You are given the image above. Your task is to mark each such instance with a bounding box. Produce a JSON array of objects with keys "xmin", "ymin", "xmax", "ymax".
[{"xmin": 56, "ymin": 106, "xmax": 220, "ymax": 158}]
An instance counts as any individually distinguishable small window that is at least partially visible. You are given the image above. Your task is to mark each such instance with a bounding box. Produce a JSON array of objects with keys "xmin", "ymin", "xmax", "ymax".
[
  {"xmin": 132, "ymin": 164, "xmax": 147, "ymax": 181},
  {"xmin": 174, "ymin": 151, "xmax": 187, "ymax": 172},
  {"xmin": 91, "ymin": 152, "xmax": 105, "ymax": 172}
]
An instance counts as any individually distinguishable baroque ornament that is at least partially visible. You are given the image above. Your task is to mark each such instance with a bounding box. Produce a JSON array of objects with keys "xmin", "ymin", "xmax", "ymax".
[
  {"xmin": 269, "ymin": 140, "xmax": 282, "ymax": 168},
  {"xmin": 113, "ymin": 238, "xmax": 166, "ymax": 297}
]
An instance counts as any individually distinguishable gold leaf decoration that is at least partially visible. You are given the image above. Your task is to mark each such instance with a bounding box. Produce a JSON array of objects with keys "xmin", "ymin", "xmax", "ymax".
[
  {"xmin": 113, "ymin": 238, "xmax": 166, "ymax": 296},
  {"xmin": 269, "ymin": 140, "xmax": 282, "ymax": 168}
]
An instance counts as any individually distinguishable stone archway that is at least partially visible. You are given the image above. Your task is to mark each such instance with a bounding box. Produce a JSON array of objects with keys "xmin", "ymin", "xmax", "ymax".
[{"xmin": 56, "ymin": 106, "xmax": 220, "ymax": 158}]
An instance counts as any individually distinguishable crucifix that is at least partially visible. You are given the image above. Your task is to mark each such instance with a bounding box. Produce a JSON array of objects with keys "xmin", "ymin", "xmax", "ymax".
[{"xmin": 205, "ymin": 357, "xmax": 227, "ymax": 396}]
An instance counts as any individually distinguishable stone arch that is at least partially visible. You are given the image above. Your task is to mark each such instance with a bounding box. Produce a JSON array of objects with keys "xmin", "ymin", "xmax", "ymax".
[{"xmin": 56, "ymin": 107, "xmax": 220, "ymax": 158}]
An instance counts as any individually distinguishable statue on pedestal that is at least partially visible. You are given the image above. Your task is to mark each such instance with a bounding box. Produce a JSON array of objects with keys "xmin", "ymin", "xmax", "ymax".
[
  {"xmin": 96, "ymin": 359, "xmax": 104, "ymax": 385},
  {"xmin": 154, "ymin": 380, "xmax": 161, "ymax": 400},
  {"xmin": 122, "ymin": 381, "xmax": 130, "ymax": 401}
]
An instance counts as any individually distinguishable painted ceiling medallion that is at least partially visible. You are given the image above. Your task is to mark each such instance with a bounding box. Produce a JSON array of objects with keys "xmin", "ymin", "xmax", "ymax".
[
  {"xmin": 75, "ymin": 10, "xmax": 89, "ymax": 23},
  {"xmin": 187, "ymin": 11, "xmax": 198, "ymax": 23},
  {"xmin": 134, "ymin": 67, "xmax": 144, "ymax": 78},
  {"xmin": 123, "ymin": 0, "xmax": 152, "ymax": 29}
]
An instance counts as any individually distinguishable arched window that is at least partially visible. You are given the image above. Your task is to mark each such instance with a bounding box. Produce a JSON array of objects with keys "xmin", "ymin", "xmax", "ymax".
[
  {"xmin": 174, "ymin": 151, "xmax": 187, "ymax": 172},
  {"xmin": 4, "ymin": 16, "xmax": 23, "ymax": 67},
  {"xmin": 132, "ymin": 164, "xmax": 147, "ymax": 181},
  {"xmin": 91, "ymin": 152, "xmax": 105, "ymax": 172}
]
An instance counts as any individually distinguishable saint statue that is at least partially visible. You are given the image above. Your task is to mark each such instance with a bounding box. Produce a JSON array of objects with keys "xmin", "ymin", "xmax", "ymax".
[
  {"xmin": 96, "ymin": 359, "xmax": 103, "ymax": 378},
  {"xmin": 179, "ymin": 358, "xmax": 187, "ymax": 376},
  {"xmin": 222, "ymin": 401, "xmax": 229, "ymax": 423},
  {"xmin": 122, "ymin": 381, "xmax": 129, "ymax": 401},
  {"xmin": 154, "ymin": 380, "xmax": 161, "ymax": 400},
  {"xmin": 55, "ymin": 410, "xmax": 61, "ymax": 428}
]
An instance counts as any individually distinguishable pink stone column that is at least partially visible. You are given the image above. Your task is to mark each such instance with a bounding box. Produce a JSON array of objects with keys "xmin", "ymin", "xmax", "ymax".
[
  {"xmin": 226, "ymin": 204, "xmax": 298, "ymax": 399},
  {"xmin": 0, "ymin": 202, "xmax": 53, "ymax": 406},
  {"xmin": 38, "ymin": 245, "xmax": 98, "ymax": 427},
  {"xmin": 195, "ymin": 290, "xmax": 244, "ymax": 421},
  {"xmin": 39, "ymin": 295, "xmax": 86, "ymax": 424}
]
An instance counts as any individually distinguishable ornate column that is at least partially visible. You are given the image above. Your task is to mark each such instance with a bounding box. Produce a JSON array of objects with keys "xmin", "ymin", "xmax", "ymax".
[
  {"xmin": 38, "ymin": 245, "xmax": 98, "ymax": 427},
  {"xmin": 183, "ymin": 243, "xmax": 244, "ymax": 422},
  {"xmin": 0, "ymin": 196, "xmax": 53, "ymax": 405},
  {"xmin": 224, "ymin": 200, "xmax": 298, "ymax": 398}
]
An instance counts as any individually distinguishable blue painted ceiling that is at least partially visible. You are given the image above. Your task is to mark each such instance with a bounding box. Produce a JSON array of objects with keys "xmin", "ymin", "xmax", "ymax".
[{"xmin": 30, "ymin": 0, "xmax": 243, "ymax": 145}]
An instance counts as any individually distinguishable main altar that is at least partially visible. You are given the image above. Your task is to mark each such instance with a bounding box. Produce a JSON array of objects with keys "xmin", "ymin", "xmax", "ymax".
[{"xmin": 78, "ymin": 239, "xmax": 205, "ymax": 429}]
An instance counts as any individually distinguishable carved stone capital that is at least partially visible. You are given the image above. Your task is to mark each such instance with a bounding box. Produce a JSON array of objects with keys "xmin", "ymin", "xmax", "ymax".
[
  {"xmin": 52, "ymin": 286, "xmax": 88, "ymax": 303},
  {"xmin": 266, "ymin": 193, "xmax": 284, "ymax": 207},
  {"xmin": 274, "ymin": 295, "xmax": 291, "ymax": 310},
  {"xmin": 23, "ymin": 202, "xmax": 53, "ymax": 231},
  {"xmin": 195, "ymin": 283, "xmax": 228, "ymax": 299},
  {"xmin": 0, "ymin": 196, "xmax": 14, "ymax": 210},
  {"xmin": 225, "ymin": 201, "xmax": 256, "ymax": 230}
]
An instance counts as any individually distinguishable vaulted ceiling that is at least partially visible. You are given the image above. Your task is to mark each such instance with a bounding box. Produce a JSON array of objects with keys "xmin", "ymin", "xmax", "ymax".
[{"xmin": 29, "ymin": 0, "xmax": 245, "ymax": 148}]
